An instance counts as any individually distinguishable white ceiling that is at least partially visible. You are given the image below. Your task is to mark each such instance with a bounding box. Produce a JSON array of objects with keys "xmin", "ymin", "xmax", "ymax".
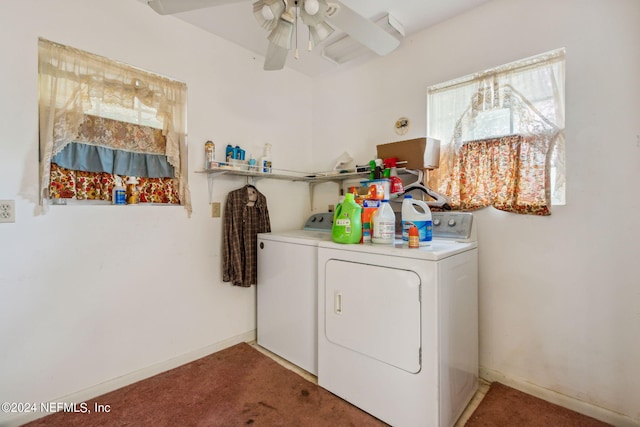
[{"xmin": 139, "ymin": 0, "xmax": 491, "ymax": 77}]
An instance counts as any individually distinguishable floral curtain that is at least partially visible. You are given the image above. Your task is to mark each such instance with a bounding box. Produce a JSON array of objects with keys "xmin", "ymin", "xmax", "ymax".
[
  {"xmin": 49, "ymin": 163, "xmax": 180, "ymax": 204},
  {"xmin": 447, "ymin": 135, "xmax": 550, "ymax": 215},
  {"xmin": 38, "ymin": 38, "xmax": 191, "ymax": 214}
]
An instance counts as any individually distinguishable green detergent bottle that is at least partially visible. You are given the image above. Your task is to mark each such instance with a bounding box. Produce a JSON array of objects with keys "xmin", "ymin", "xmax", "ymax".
[{"xmin": 332, "ymin": 193, "xmax": 362, "ymax": 244}]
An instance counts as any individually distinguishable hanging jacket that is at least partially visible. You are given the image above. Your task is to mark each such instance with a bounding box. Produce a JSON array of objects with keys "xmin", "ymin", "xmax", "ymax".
[{"xmin": 222, "ymin": 185, "xmax": 271, "ymax": 287}]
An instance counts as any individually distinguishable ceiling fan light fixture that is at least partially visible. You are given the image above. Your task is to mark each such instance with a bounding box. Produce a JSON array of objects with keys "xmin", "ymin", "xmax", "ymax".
[
  {"xmin": 267, "ymin": 11, "xmax": 295, "ymax": 49},
  {"xmin": 300, "ymin": 0, "xmax": 328, "ymax": 26},
  {"xmin": 148, "ymin": 0, "xmax": 404, "ymax": 73},
  {"xmin": 303, "ymin": 0, "xmax": 320, "ymax": 16},
  {"xmin": 253, "ymin": 0, "xmax": 286, "ymax": 31},
  {"xmin": 262, "ymin": 5, "xmax": 275, "ymax": 20},
  {"xmin": 308, "ymin": 21, "xmax": 334, "ymax": 45}
]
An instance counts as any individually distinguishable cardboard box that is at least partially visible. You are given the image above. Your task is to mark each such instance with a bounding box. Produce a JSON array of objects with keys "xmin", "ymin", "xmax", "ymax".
[{"xmin": 376, "ymin": 137, "xmax": 441, "ymax": 170}]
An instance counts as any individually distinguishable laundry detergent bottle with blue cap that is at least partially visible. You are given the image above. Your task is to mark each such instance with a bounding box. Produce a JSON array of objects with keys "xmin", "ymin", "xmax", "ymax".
[
  {"xmin": 332, "ymin": 193, "xmax": 362, "ymax": 244},
  {"xmin": 401, "ymin": 195, "xmax": 432, "ymax": 245}
]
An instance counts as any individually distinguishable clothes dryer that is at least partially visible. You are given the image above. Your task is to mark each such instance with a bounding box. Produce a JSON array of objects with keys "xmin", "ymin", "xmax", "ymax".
[{"xmin": 317, "ymin": 212, "xmax": 478, "ymax": 427}]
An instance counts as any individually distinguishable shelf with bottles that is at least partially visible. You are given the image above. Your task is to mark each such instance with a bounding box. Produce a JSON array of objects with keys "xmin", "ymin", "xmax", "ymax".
[
  {"xmin": 197, "ymin": 164, "xmax": 374, "ymax": 207},
  {"xmin": 196, "ymin": 164, "xmax": 371, "ymax": 184}
]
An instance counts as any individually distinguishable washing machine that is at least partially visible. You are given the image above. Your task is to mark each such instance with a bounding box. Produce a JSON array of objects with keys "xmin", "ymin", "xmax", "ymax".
[
  {"xmin": 317, "ymin": 212, "xmax": 478, "ymax": 427},
  {"xmin": 256, "ymin": 212, "xmax": 334, "ymax": 375}
]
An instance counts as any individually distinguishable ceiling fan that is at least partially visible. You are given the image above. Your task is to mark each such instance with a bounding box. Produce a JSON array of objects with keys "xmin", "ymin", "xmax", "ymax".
[{"xmin": 147, "ymin": 0, "xmax": 401, "ymax": 71}]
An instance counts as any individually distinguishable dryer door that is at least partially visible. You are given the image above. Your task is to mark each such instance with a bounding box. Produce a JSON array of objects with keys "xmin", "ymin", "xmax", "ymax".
[{"xmin": 324, "ymin": 259, "xmax": 421, "ymax": 373}]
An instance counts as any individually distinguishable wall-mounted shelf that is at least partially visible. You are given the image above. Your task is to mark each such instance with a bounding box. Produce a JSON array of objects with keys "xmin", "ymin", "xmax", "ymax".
[
  {"xmin": 196, "ymin": 166, "xmax": 371, "ymax": 206},
  {"xmin": 196, "ymin": 166, "xmax": 369, "ymax": 182}
]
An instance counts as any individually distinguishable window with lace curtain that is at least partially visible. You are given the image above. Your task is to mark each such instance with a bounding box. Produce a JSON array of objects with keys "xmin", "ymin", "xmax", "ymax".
[
  {"xmin": 38, "ymin": 38, "xmax": 192, "ymax": 215},
  {"xmin": 427, "ymin": 49, "xmax": 565, "ymax": 216}
]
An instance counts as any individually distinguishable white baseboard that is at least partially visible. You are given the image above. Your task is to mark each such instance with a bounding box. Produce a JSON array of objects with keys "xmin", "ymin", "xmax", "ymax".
[
  {"xmin": 480, "ymin": 366, "xmax": 639, "ymax": 427},
  {"xmin": 3, "ymin": 330, "xmax": 256, "ymax": 427}
]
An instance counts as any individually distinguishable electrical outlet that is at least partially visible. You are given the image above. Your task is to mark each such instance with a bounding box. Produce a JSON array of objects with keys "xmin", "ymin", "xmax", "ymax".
[
  {"xmin": 0, "ymin": 200, "xmax": 15, "ymax": 223},
  {"xmin": 211, "ymin": 202, "xmax": 221, "ymax": 218}
]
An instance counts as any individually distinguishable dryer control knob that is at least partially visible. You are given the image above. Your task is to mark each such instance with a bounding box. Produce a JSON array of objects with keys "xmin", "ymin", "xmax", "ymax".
[{"xmin": 448, "ymin": 219, "xmax": 457, "ymax": 227}]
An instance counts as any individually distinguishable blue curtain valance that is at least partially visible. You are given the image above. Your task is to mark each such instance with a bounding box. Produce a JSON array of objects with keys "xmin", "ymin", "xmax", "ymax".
[{"xmin": 52, "ymin": 141, "xmax": 175, "ymax": 178}]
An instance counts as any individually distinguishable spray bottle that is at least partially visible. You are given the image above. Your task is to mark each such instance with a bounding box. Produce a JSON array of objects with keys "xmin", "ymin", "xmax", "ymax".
[
  {"xmin": 260, "ymin": 143, "xmax": 272, "ymax": 173},
  {"xmin": 383, "ymin": 157, "xmax": 404, "ymax": 196},
  {"xmin": 112, "ymin": 176, "xmax": 126, "ymax": 205}
]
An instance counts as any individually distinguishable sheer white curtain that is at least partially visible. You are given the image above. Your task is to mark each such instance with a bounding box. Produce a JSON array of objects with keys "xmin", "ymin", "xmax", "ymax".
[
  {"xmin": 428, "ymin": 48, "xmax": 565, "ymax": 206},
  {"xmin": 38, "ymin": 38, "xmax": 191, "ymax": 214}
]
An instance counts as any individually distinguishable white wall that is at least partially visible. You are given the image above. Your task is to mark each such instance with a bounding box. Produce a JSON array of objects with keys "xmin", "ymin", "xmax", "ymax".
[
  {"xmin": 3, "ymin": 0, "xmax": 639, "ymax": 425},
  {"xmin": 311, "ymin": 0, "xmax": 640, "ymax": 425},
  {"xmin": 0, "ymin": 1, "xmax": 313, "ymax": 424}
]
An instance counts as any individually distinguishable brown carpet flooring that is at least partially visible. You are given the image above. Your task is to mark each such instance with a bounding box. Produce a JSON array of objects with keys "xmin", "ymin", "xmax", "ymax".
[
  {"xmin": 24, "ymin": 342, "xmax": 386, "ymax": 427},
  {"xmin": 465, "ymin": 382, "xmax": 612, "ymax": 427},
  {"xmin": 24, "ymin": 342, "xmax": 613, "ymax": 427}
]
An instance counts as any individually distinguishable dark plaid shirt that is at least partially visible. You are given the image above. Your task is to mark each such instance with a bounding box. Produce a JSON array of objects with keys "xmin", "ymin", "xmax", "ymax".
[{"xmin": 223, "ymin": 185, "xmax": 271, "ymax": 287}]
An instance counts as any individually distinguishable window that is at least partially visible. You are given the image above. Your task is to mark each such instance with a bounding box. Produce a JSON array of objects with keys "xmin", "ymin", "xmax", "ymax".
[
  {"xmin": 427, "ymin": 49, "xmax": 565, "ymax": 215},
  {"xmin": 38, "ymin": 38, "xmax": 191, "ymax": 215}
]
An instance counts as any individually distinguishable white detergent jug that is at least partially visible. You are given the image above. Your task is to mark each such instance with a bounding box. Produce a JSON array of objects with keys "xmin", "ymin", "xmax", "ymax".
[
  {"xmin": 401, "ymin": 195, "xmax": 432, "ymax": 246},
  {"xmin": 372, "ymin": 200, "xmax": 395, "ymax": 244}
]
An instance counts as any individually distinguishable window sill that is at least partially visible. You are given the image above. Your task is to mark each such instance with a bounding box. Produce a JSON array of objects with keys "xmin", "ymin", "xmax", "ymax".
[{"xmin": 48, "ymin": 199, "xmax": 180, "ymax": 207}]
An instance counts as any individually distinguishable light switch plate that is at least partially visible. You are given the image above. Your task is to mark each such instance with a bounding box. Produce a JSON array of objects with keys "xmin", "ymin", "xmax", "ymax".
[
  {"xmin": 211, "ymin": 202, "xmax": 221, "ymax": 218},
  {"xmin": 0, "ymin": 200, "xmax": 15, "ymax": 223}
]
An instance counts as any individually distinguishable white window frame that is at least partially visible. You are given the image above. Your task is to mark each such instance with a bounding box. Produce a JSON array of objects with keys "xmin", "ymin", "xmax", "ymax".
[{"xmin": 427, "ymin": 48, "xmax": 566, "ymax": 206}]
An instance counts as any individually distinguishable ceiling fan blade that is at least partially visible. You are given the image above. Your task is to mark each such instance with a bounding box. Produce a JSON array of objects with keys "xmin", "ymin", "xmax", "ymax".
[
  {"xmin": 148, "ymin": 0, "xmax": 245, "ymax": 15},
  {"xmin": 326, "ymin": 1, "xmax": 400, "ymax": 56},
  {"xmin": 264, "ymin": 43, "xmax": 288, "ymax": 70}
]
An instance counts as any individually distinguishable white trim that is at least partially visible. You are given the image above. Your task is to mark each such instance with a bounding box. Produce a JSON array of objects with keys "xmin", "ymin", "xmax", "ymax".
[
  {"xmin": 480, "ymin": 366, "xmax": 639, "ymax": 427},
  {"xmin": 4, "ymin": 330, "xmax": 256, "ymax": 427}
]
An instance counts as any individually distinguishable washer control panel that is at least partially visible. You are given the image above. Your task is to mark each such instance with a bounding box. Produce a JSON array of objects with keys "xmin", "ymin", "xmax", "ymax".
[
  {"xmin": 303, "ymin": 212, "xmax": 334, "ymax": 231},
  {"xmin": 432, "ymin": 212, "xmax": 476, "ymax": 242}
]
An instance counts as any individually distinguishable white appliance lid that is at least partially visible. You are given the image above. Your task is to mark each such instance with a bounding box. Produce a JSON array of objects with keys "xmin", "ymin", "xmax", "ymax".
[
  {"xmin": 317, "ymin": 239, "xmax": 477, "ymax": 261},
  {"xmin": 258, "ymin": 229, "xmax": 333, "ymax": 245}
]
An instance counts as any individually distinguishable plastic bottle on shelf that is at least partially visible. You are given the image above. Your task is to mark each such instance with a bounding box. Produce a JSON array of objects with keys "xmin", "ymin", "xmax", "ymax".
[
  {"xmin": 401, "ymin": 195, "xmax": 432, "ymax": 245},
  {"xmin": 112, "ymin": 176, "xmax": 125, "ymax": 205},
  {"xmin": 371, "ymin": 200, "xmax": 396, "ymax": 244},
  {"xmin": 225, "ymin": 144, "xmax": 234, "ymax": 162},
  {"xmin": 125, "ymin": 177, "xmax": 140, "ymax": 205},
  {"xmin": 248, "ymin": 156, "xmax": 257, "ymax": 172},
  {"xmin": 260, "ymin": 143, "xmax": 272, "ymax": 173},
  {"xmin": 235, "ymin": 145, "xmax": 245, "ymax": 160},
  {"xmin": 383, "ymin": 157, "xmax": 404, "ymax": 196},
  {"xmin": 205, "ymin": 140, "xmax": 215, "ymax": 169}
]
